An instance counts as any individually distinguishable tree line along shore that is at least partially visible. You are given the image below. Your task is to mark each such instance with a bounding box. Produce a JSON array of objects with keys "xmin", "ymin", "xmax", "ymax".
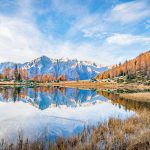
[{"xmin": 1, "ymin": 51, "xmax": 150, "ymax": 87}]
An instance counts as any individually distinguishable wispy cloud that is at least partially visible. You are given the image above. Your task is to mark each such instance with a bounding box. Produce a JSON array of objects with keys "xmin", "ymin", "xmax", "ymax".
[
  {"xmin": 67, "ymin": 13, "xmax": 105, "ymax": 38},
  {"xmin": 106, "ymin": 33, "xmax": 150, "ymax": 45},
  {"xmin": 109, "ymin": 0, "xmax": 150, "ymax": 24},
  {"xmin": 66, "ymin": 0, "xmax": 150, "ymax": 39}
]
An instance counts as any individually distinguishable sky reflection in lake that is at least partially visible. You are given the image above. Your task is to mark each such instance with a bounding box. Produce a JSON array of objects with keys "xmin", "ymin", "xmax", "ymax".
[{"xmin": 0, "ymin": 87, "xmax": 135, "ymax": 142}]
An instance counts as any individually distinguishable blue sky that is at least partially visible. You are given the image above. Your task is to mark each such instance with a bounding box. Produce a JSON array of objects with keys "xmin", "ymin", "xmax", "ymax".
[{"xmin": 0, "ymin": 0, "xmax": 150, "ymax": 65}]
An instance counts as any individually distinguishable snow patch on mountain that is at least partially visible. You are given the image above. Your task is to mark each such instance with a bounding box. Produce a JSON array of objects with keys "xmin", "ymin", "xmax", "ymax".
[{"xmin": 0, "ymin": 56, "xmax": 108, "ymax": 80}]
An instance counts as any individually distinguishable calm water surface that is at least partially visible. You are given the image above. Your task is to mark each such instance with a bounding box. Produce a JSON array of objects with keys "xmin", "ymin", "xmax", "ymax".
[{"xmin": 0, "ymin": 87, "xmax": 135, "ymax": 142}]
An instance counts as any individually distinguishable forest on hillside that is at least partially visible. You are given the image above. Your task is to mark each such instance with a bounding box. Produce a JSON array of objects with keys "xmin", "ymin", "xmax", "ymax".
[{"xmin": 96, "ymin": 50, "xmax": 150, "ymax": 81}]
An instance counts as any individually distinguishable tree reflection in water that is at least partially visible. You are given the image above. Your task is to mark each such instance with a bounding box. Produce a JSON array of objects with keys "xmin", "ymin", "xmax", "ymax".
[{"xmin": 0, "ymin": 87, "xmax": 150, "ymax": 111}]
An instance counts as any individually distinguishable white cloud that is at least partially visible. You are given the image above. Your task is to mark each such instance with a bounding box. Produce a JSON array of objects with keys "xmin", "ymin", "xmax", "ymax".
[
  {"xmin": 0, "ymin": 15, "xmax": 49, "ymax": 62},
  {"xmin": 106, "ymin": 33, "xmax": 150, "ymax": 45},
  {"xmin": 0, "ymin": 0, "xmax": 149, "ymax": 66},
  {"xmin": 0, "ymin": 13, "xmax": 109, "ymax": 65},
  {"xmin": 109, "ymin": 0, "xmax": 150, "ymax": 24}
]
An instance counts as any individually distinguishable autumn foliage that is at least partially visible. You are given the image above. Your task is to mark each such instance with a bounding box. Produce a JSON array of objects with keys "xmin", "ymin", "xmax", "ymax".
[
  {"xmin": 96, "ymin": 50, "xmax": 150, "ymax": 80},
  {"xmin": 1, "ymin": 66, "xmax": 29, "ymax": 81},
  {"xmin": 0, "ymin": 65, "xmax": 67, "ymax": 82}
]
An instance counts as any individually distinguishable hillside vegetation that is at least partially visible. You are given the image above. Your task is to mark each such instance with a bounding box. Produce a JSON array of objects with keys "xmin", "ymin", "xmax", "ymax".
[{"xmin": 96, "ymin": 50, "xmax": 150, "ymax": 84}]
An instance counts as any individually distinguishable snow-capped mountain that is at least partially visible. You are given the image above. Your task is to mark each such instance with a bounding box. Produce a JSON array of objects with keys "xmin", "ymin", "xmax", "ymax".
[{"xmin": 0, "ymin": 56, "xmax": 108, "ymax": 80}]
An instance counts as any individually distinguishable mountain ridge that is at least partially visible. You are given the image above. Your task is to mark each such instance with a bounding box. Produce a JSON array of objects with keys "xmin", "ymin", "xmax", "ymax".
[{"xmin": 0, "ymin": 56, "xmax": 108, "ymax": 80}]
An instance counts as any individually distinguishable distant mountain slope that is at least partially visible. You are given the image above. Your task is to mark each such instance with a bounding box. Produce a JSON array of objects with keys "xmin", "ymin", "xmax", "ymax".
[
  {"xmin": 96, "ymin": 50, "xmax": 150, "ymax": 80},
  {"xmin": 0, "ymin": 56, "xmax": 108, "ymax": 80}
]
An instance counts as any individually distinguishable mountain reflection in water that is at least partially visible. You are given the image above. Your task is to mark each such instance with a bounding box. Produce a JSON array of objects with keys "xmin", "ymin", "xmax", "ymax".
[{"xmin": 0, "ymin": 87, "xmax": 135, "ymax": 143}]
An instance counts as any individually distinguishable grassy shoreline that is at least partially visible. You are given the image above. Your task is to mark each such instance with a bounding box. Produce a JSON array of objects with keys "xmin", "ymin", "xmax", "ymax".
[
  {"xmin": 1, "ymin": 109, "xmax": 150, "ymax": 150},
  {"xmin": 120, "ymin": 93, "xmax": 150, "ymax": 103},
  {"xmin": 45, "ymin": 81, "xmax": 150, "ymax": 90},
  {"xmin": 1, "ymin": 80, "xmax": 150, "ymax": 90}
]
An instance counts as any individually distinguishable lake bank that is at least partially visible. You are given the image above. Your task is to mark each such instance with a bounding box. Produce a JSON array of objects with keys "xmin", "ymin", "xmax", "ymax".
[
  {"xmin": 48, "ymin": 80, "xmax": 150, "ymax": 91},
  {"xmin": 1, "ymin": 80, "xmax": 150, "ymax": 90},
  {"xmin": 120, "ymin": 93, "xmax": 150, "ymax": 103}
]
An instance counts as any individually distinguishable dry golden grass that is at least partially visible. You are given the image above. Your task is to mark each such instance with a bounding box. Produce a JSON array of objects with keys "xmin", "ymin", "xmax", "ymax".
[
  {"xmin": 120, "ymin": 92, "xmax": 150, "ymax": 102},
  {"xmin": 48, "ymin": 80, "xmax": 118, "ymax": 89},
  {"xmin": 1, "ymin": 109, "xmax": 150, "ymax": 150},
  {"xmin": 49, "ymin": 81, "xmax": 150, "ymax": 91},
  {"xmin": 1, "ymin": 80, "xmax": 150, "ymax": 91}
]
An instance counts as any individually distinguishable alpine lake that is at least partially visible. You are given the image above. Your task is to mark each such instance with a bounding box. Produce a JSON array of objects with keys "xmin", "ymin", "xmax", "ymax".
[{"xmin": 0, "ymin": 86, "xmax": 149, "ymax": 144}]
